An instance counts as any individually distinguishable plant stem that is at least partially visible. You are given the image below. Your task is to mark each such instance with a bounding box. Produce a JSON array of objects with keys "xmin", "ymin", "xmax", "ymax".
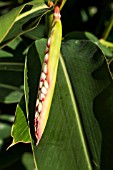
[
  {"xmin": 45, "ymin": 10, "xmax": 54, "ymax": 37},
  {"xmin": 102, "ymin": 14, "xmax": 113, "ymax": 40}
]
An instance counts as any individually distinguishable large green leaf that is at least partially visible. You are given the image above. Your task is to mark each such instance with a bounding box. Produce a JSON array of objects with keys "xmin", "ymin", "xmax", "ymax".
[
  {"xmin": 25, "ymin": 40, "xmax": 93, "ymax": 170},
  {"xmin": 61, "ymin": 40, "xmax": 112, "ymax": 170},
  {"xmin": 0, "ymin": 0, "xmax": 50, "ymax": 48},
  {"xmin": 27, "ymin": 39, "xmax": 112, "ymax": 170}
]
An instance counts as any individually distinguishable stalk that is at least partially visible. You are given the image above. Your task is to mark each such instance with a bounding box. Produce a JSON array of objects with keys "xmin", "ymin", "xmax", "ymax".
[{"xmin": 102, "ymin": 14, "xmax": 113, "ymax": 40}]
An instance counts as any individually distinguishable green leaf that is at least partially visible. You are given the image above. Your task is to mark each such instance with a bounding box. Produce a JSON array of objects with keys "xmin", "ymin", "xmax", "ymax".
[
  {"xmin": 61, "ymin": 39, "xmax": 112, "ymax": 169},
  {"xmin": 10, "ymin": 96, "xmax": 31, "ymax": 147},
  {"xmin": 28, "ymin": 39, "xmax": 112, "ymax": 170},
  {"xmin": 24, "ymin": 24, "xmax": 46, "ymax": 40},
  {"xmin": 63, "ymin": 31, "xmax": 113, "ymax": 57},
  {"xmin": 25, "ymin": 39, "xmax": 93, "ymax": 170},
  {"xmin": 0, "ymin": 1, "xmax": 49, "ymax": 48},
  {"xmin": 0, "ymin": 49, "xmax": 13, "ymax": 58},
  {"xmin": 85, "ymin": 31, "xmax": 99, "ymax": 42},
  {"xmin": 0, "ymin": 5, "xmax": 23, "ymax": 44}
]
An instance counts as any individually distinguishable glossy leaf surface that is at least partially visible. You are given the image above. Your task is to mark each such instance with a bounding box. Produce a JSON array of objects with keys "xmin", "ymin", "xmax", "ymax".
[{"xmin": 25, "ymin": 39, "xmax": 99, "ymax": 170}]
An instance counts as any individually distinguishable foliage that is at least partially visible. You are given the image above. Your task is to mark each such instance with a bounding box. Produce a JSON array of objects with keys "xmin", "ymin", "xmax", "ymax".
[{"xmin": 0, "ymin": 0, "xmax": 113, "ymax": 170}]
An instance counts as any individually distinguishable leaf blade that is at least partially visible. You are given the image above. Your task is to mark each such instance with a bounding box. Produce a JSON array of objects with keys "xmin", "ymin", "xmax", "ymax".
[
  {"xmin": 0, "ymin": 1, "xmax": 49, "ymax": 47},
  {"xmin": 26, "ymin": 39, "xmax": 93, "ymax": 170},
  {"xmin": 10, "ymin": 96, "xmax": 31, "ymax": 147},
  {"xmin": 61, "ymin": 39, "xmax": 112, "ymax": 169}
]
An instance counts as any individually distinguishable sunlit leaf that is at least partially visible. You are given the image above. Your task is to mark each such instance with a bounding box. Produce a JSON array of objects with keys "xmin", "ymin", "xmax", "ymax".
[
  {"xmin": 10, "ymin": 96, "xmax": 31, "ymax": 147},
  {"xmin": 29, "ymin": 39, "xmax": 112, "ymax": 170},
  {"xmin": 0, "ymin": 0, "xmax": 50, "ymax": 48}
]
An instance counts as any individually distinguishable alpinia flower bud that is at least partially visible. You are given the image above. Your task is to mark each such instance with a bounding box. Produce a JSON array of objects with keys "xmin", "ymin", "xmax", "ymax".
[
  {"xmin": 42, "ymin": 63, "xmax": 48, "ymax": 74},
  {"xmin": 44, "ymin": 80, "xmax": 49, "ymax": 89},
  {"xmin": 40, "ymin": 72, "xmax": 46, "ymax": 82},
  {"xmin": 45, "ymin": 46, "xmax": 49, "ymax": 54},
  {"xmin": 34, "ymin": 6, "xmax": 62, "ymax": 145},
  {"xmin": 44, "ymin": 53, "xmax": 49, "ymax": 63},
  {"xmin": 41, "ymin": 86, "xmax": 47, "ymax": 95},
  {"xmin": 38, "ymin": 102, "xmax": 42, "ymax": 113},
  {"xmin": 39, "ymin": 93, "xmax": 45, "ymax": 101},
  {"xmin": 47, "ymin": 37, "xmax": 51, "ymax": 47}
]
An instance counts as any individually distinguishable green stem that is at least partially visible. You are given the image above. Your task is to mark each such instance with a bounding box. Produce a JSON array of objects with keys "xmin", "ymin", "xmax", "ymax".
[
  {"xmin": 45, "ymin": 10, "xmax": 54, "ymax": 37},
  {"xmin": 102, "ymin": 14, "xmax": 113, "ymax": 40}
]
